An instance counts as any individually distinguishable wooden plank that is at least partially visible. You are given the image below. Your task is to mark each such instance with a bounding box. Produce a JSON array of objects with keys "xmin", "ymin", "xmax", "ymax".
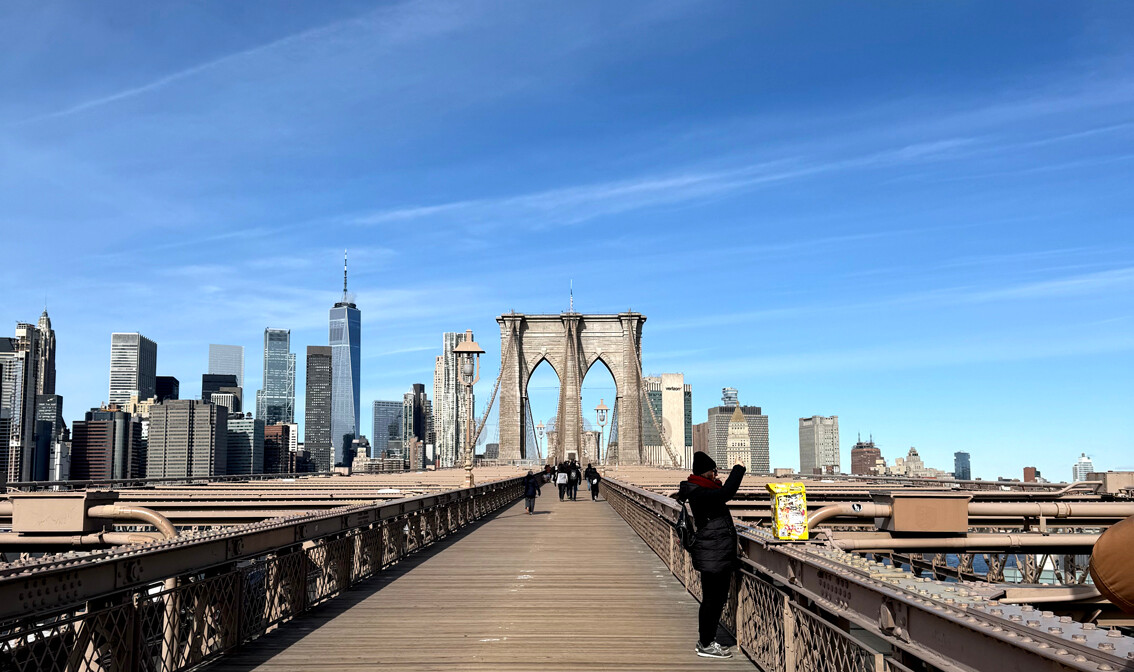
[{"xmin": 208, "ymin": 488, "xmax": 754, "ymax": 670}]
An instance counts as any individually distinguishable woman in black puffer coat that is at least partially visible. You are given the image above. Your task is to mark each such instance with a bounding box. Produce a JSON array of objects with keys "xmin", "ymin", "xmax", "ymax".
[{"xmin": 676, "ymin": 451, "xmax": 745, "ymax": 659}]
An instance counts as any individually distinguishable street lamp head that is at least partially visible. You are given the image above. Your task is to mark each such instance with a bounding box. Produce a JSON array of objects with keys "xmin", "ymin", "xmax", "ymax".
[
  {"xmin": 452, "ymin": 330, "xmax": 486, "ymax": 356},
  {"xmin": 595, "ymin": 398, "xmax": 609, "ymax": 425},
  {"xmin": 536, "ymin": 420, "xmax": 545, "ymax": 438},
  {"xmin": 453, "ymin": 329, "xmax": 485, "ymax": 384}
]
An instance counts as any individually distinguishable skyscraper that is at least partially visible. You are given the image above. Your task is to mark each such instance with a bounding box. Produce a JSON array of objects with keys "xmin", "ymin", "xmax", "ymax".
[
  {"xmin": 953, "ymin": 451, "xmax": 971, "ymax": 480},
  {"xmin": 201, "ymin": 374, "xmax": 239, "ymax": 405},
  {"xmin": 226, "ymin": 412, "xmax": 264, "ymax": 475},
  {"xmin": 208, "ymin": 344, "xmax": 244, "ymax": 389},
  {"xmin": 35, "ymin": 309, "xmax": 56, "ymax": 396},
  {"xmin": 642, "ymin": 373, "xmax": 693, "ymax": 468},
  {"xmin": 706, "ymin": 396, "xmax": 769, "ymax": 473},
  {"xmin": 155, "ymin": 376, "xmax": 180, "ymax": 401},
  {"xmin": 305, "ymin": 346, "xmax": 333, "ymax": 471},
  {"xmin": 1, "ymin": 320, "xmax": 57, "ymax": 482},
  {"xmin": 402, "ymin": 384, "xmax": 430, "ymax": 469},
  {"xmin": 109, "ymin": 333, "xmax": 157, "ymax": 406},
  {"xmin": 256, "ymin": 328, "xmax": 296, "ymax": 425},
  {"xmin": 849, "ymin": 436, "xmax": 882, "ymax": 475},
  {"xmin": 263, "ymin": 423, "xmax": 292, "ymax": 474},
  {"xmin": 799, "ymin": 415, "xmax": 840, "ymax": 475},
  {"xmin": 725, "ymin": 407, "xmax": 751, "ymax": 469},
  {"xmin": 72, "ymin": 406, "xmax": 144, "ymax": 479},
  {"xmin": 434, "ymin": 332, "xmax": 472, "ymax": 469},
  {"xmin": 1072, "ymin": 453, "xmax": 1094, "ymax": 482},
  {"xmin": 329, "ymin": 253, "xmax": 361, "ymax": 466},
  {"xmin": 372, "ymin": 400, "xmax": 403, "ymax": 449},
  {"xmin": 147, "ymin": 400, "xmax": 227, "ymax": 478},
  {"xmin": 721, "ymin": 388, "xmax": 739, "ymax": 408}
]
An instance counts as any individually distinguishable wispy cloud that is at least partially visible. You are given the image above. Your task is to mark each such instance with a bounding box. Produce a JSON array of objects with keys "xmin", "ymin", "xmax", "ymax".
[{"xmin": 350, "ymin": 138, "xmax": 978, "ymax": 231}]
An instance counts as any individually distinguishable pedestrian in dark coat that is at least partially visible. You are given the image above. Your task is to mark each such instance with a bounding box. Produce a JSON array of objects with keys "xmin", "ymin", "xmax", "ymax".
[
  {"xmin": 567, "ymin": 460, "xmax": 582, "ymax": 500},
  {"xmin": 676, "ymin": 451, "xmax": 745, "ymax": 659},
  {"xmin": 585, "ymin": 464, "xmax": 601, "ymax": 500},
  {"xmin": 522, "ymin": 470, "xmax": 541, "ymax": 514}
]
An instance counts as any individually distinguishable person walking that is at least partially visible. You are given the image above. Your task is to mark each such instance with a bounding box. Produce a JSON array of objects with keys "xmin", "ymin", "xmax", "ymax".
[
  {"xmin": 522, "ymin": 470, "xmax": 541, "ymax": 514},
  {"xmin": 677, "ymin": 451, "xmax": 746, "ymax": 659},
  {"xmin": 567, "ymin": 460, "xmax": 581, "ymax": 500},
  {"xmin": 556, "ymin": 463, "xmax": 569, "ymax": 500},
  {"xmin": 585, "ymin": 463, "xmax": 601, "ymax": 500}
]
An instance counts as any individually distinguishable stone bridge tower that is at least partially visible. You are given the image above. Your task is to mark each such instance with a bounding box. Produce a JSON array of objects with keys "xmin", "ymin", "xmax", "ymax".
[{"xmin": 497, "ymin": 312, "xmax": 645, "ymax": 464}]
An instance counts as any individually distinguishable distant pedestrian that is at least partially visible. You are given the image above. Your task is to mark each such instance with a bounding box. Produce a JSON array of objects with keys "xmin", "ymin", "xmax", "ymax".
[
  {"xmin": 677, "ymin": 451, "xmax": 746, "ymax": 660},
  {"xmin": 556, "ymin": 465, "xmax": 568, "ymax": 500},
  {"xmin": 522, "ymin": 470, "xmax": 541, "ymax": 514},
  {"xmin": 585, "ymin": 463, "xmax": 601, "ymax": 501},
  {"xmin": 567, "ymin": 460, "xmax": 581, "ymax": 500}
]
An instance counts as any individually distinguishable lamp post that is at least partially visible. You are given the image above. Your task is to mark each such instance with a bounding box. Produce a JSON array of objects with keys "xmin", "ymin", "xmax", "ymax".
[
  {"xmin": 536, "ymin": 420, "xmax": 545, "ymax": 462},
  {"xmin": 453, "ymin": 330, "xmax": 485, "ymax": 488},
  {"xmin": 595, "ymin": 399, "xmax": 609, "ymax": 467}
]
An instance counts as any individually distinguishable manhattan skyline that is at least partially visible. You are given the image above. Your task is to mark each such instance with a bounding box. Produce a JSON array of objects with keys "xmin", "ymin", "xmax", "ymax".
[{"xmin": 1, "ymin": 2, "xmax": 1131, "ymax": 479}]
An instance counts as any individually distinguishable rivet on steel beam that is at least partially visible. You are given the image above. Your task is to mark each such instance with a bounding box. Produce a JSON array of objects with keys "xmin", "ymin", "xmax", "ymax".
[{"xmin": 1106, "ymin": 628, "xmax": 1122, "ymax": 638}]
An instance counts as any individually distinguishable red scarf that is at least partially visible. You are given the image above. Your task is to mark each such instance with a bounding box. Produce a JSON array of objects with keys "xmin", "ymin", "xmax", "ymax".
[{"xmin": 687, "ymin": 474, "xmax": 721, "ymax": 489}]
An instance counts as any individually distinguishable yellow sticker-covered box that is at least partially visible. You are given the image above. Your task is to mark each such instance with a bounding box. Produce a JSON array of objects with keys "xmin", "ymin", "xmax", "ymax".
[{"xmin": 766, "ymin": 482, "xmax": 809, "ymax": 540}]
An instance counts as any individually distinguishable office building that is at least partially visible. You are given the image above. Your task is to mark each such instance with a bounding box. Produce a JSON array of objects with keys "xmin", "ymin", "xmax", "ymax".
[
  {"xmin": 706, "ymin": 398, "xmax": 769, "ymax": 473},
  {"xmin": 329, "ymin": 253, "xmax": 361, "ymax": 466},
  {"xmin": 35, "ymin": 310, "xmax": 56, "ymax": 396},
  {"xmin": 263, "ymin": 423, "xmax": 292, "ymax": 474},
  {"xmin": 372, "ymin": 400, "xmax": 403, "ymax": 447},
  {"xmin": 226, "ymin": 412, "xmax": 264, "ymax": 475},
  {"xmin": 849, "ymin": 436, "xmax": 882, "ymax": 475},
  {"xmin": 434, "ymin": 332, "xmax": 474, "ymax": 469},
  {"xmin": 71, "ymin": 406, "xmax": 143, "ymax": 480},
  {"xmin": 692, "ymin": 422, "xmax": 708, "ymax": 457},
  {"xmin": 721, "ymin": 388, "xmax": 739, "ymax": 408},
  {"xmin": 147, "ymin": 400, "xmax": 227, "ymax": 478},
  {"xmin": 211, "ymin": 393, "xmax": 239, "ymax": 416},
  {"xmin": 887, "ymin": 447, "xmax": 951, "ymax": 478},
  {"xmin": 403, "ymin": 384, "xmax": 431, "ymax": 469},
  {"xmin": 799, "ymin": 415, "xmax": 840, "ymax": 475},
  {"xmin": 642, "ymin": 373, "xmax": 693, "ymax": 468},
  {"xmin": 1072, "ymin": 453, "xmax": 1095, "ymax": 482},
  {"xmin": 1, "ymin": 320, "xmax": 57, "ymax": 481},
  {"xmin": 1023, "ymin": 466, "xmax": 1039, "ymax": 482},
  {"xmin": 954, "ymin": 451, "xmax": 971, "ymax": 480},
  {"xmin": 208, "ymin": 344, "xmax": 244, "ymax": 389},
  {"xmin": 155, "ymin": 376, "xmax": 180, "ymax": 401},
  {"xmin": 281, "ymin": 422, "xmax": 299, "ymax": 454},
  {"xmin": 201, "ymin": 373, "xmax": 238, "ymax": 404},
  {"xmin": 305, "ymin": 346, "xmax": 333, "ymax": 471},
  {"xmin": 35, "ymin": 394, "xmax": 67, "ymax": 481},
  {"xmin": 256, "ymin": 328, "xmax": 296, "ymax": 425},
  {"xmin": 109, "ymin": 333, "xmax": 157, "ymax": 406},
  {"xmin": 725, "ymin": 407, "xmax": 752, "ymax": 469}
]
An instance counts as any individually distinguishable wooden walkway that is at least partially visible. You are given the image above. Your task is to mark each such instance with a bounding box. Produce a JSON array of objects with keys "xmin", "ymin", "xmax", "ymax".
[{"xmin": 207, "ymin": 486, "xmax": 754, "ymax": 671}]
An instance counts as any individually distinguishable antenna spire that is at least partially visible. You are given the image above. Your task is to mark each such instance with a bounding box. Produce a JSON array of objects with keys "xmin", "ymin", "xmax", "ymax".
[
  {"xmin": 343, "ymin": 250, "xmax": 349, "ymax": 301},
  {"xmin": 570, "ymin": 279, "xmax": 574, "ymax": 312}
]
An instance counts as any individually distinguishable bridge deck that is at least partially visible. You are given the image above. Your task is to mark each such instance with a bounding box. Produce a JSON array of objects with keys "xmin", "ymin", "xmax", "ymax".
[{"xmin": 206, "ymin": 486, "xmax": 752, "ymax": 671}]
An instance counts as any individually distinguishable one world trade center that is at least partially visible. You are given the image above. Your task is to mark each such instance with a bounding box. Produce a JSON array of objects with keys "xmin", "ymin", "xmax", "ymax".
[{"xmin": 329, "ymin": 252, "xmax": 361, "ymax": 466}]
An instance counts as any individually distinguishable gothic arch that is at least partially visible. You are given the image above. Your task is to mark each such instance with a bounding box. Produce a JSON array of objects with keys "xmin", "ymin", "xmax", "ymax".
[{"xmin": 497, "ymin": 312, "xmax": 645, "ymax": 464}]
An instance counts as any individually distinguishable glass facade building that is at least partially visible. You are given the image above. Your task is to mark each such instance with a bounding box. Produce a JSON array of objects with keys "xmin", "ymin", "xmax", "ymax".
[
  {"xmin": 305, "ymin": 346, "xmax": 333, "ymax": 471},
  {"xmin": 109, "ymin": 333, "xmax": 157, "ymax": 406},
  {"xmin": 953, "ymin": 451, "xmax": 971, "ymax": 480},
  {"xmin": 329, "ymin": 302, "xmax": 361, "ymax": 466},
  {"xmin": 208, "ymin": 344, "xmax": 244, "ymax": 389},
  {"xmin": 372, "ymin": 400, "xmax": 403, "ymax": 445},
  {"xmin": 256, "ymin": 328, "xmax": 296, "ymax": 425}
]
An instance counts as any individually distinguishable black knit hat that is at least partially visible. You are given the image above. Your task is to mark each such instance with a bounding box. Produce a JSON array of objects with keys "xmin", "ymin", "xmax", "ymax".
[{"xmin": 691, "ymin": 451, "xmax": 716, "ymax": 475}]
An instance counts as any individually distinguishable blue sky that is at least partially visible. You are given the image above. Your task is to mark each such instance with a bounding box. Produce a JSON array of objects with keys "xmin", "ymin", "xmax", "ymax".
[{"xmin": 2, "ymin": 1, "xmax": 1131, "ymax": 479}]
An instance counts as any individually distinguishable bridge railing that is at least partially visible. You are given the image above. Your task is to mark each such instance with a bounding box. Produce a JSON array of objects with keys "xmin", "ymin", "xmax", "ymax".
[
  {"xmin": 0, "ymin": 477, "xmax": 523, "ymax": 672},
  {"xmin": 600, "ymin": 477, "xmax": 1132, "ymax": 672}
]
